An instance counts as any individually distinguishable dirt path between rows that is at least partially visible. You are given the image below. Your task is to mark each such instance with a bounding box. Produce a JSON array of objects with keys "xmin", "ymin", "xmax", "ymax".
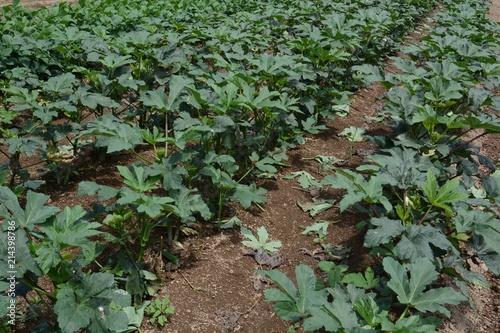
[{"xmin": 489, "ymin": 0, "xmax": 500, "ymax": 21}]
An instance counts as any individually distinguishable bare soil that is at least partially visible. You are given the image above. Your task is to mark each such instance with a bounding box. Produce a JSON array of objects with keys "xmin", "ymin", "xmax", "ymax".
[{"xmin": 3, "ymin": 1, "xmax": 499, "ymax": 332}]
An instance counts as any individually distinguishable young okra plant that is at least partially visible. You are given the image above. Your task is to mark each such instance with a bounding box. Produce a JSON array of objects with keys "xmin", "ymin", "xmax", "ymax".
[
  {"xmin": 258, "ymin": 258, "xmax": 467, "ymax": 332},
  {"xmin": 241, "ymin": 226, "xmax": 282, "ymax": 254},
  {"xmin": 0, "ymin": 187, "xmax": 146, "ymax": 332},
  {"xmin": 79, "ymin": 163, "xmax": 212, "ymax": 260}
]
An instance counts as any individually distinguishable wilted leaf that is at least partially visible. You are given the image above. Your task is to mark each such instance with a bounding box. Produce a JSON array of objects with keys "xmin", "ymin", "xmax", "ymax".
[{"xmin": 338, "ymin": 126, "xmax": 366, "ymax": 142}]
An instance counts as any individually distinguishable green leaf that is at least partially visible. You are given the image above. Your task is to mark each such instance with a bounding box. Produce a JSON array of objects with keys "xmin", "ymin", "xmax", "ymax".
[
  {"xmin": 166, "ymin": 76, "xmax": 193, "ymax": 110},
  {"xmin": 301, "ymin": 221, "xmax": 330, "ymax": 239},
  {"xmin": 383, "ymin": 257, "xmax": 466, "ymax": 317},
  {"xmin": 322, "ymin": 171, "xmax": 365, "ymax": 211},
  {"xmin": 43, "ymin": 73, "xmax": 77, "ymax": 95},
  {"xmin": 423, "ymin": 77, "xmax": 462, "ymax": 102},
  {"xmin": 241, "ymin": 226, "xmax": 281, "ymax": 252},
  {"xmin": 78, "ymin": 181, "xmax": 120, "ymax": 201},
  {"xmin": 318, "ymin": 261, "xmax": 349, "ymax": 287},
  {"xmin": 322, "ymin": 170, "xmax": 391, "ymax": 212},
  {"xmin": 455, "ymin": 208, "xmax": 500, "ymax": 255},
  {"xmin": 342, "ymin": 267, "xmax": 379, "ymax": 290},
  {"xmin": 117, "ymin": 165, "xmax": 159, "ymax": 193},
  {"xmin": 353, "ymin": 295, "xmax": 384, "ymax": 327},
  {"xmin": 295, "ymin": 265, "xmax": 326, "ymax": 316},
  {"xmin": 219, "ymin": 216, "xmax": 242, "ymax": 229},
  {"xmin": 254, "ymin": 156, "xmax": 287, "ymax": 174},
  {"xmin": 302, "ymin": 116, "xmax": 327, "ymax": 134},
  {"xmin": 0, "ymin": 229, "xmax": 41, "ymax": 278},
  {"xmin": 365, "ymin": 147, "xmax": 432, "ymax": 189},
  {"xmin": 35, "ymin": 242, "xmax": 62, "ymax": 274},
  {"xmin": 258, "ymin": 269, "xmax": 297, "ymax": 301},
  {"xmin": 307, "ymin": 295, "xmax": 360, "ymax": 331},
  {"xmin": 210, "ymin": 115, "xmax": 236, "ymax": 133},
  {"xmin": 117, "ymin": 188, "xmax": 174, "ymax": 218},
  {"xmin": 0, "ymin": 106, "xmax": 16, "ymax": 125},
  {"xmin": 0, "ymin": 186, "xmax": 23, "ymax": 221},
  {"xmin": 55, "ymin": 266, "xmax": 132, "ymax": 333},
  {"xmin": 304, "ymin": 305, "xmax": 341, "ymax": 332},
  {"xmin": 422, "ymin": 171, "xmax": 468, "ymax": 215},
  {"xmin": 284, "ymin": 171, "xmax": 320, "ymax": 189},
  {"xmin": 168, "ymin": 188, "xmax": 212, "ymax": 222},
  {"xmin": 78, "ymin": 115, "xmax": 143, "ymax": 154},
  {"xmin": 473, "ymin": 234, "xmax": 500, "ymax": 275},
  {"xmin": 119, "ymin": 301, "xmax": 149, "ymax": 333},
  {"xmin": 241, "ymin": 227, "xmax": 259, "ymax": 247},
  {"xmin": 0, "ymin": 188, "xmax": 59, "ymax": 231},
  {"xmin": 364, "ymin": 217, "xmax": 405, "ymax": 248},
  {"xmin": 140, "ymin": 87, "xmax": 169, "ymax": 110},
  {"xmin": 0, "ymin": 293, "xmax": 10, "ymax": 318},
  {"xmin": 353, "ymin": 64, "xmax": 386, "ymax": 85},
  {"xmin": 71, "ymin": 87, "xmax": 119, "ymax": 109},
  {"xmin": 55, "ymin": 284, "xmax": 93, "ymax": 333},
  {"xmin": 297, "ymin": 200, "xmax": 335, "ymax": 217},
  {"xmin": 397, "ymin": 225, "xmax": 452, "ymax": 262},
  {"xmin": 141, "ymin": 76, "xmax": 192, "ymax": 112},
  {"xmin": 149, "ymin": 156, "xmax": 187, "ymax": 191},
  {"xmin": 230, "ymin": 183, "xmax": 267, "ymax": 209},
  {"xmin": 307, "ymin": 155, "xmax": 346, "ymax": 170},
  {"xmin": 338, "ymin": 126, "xmax": 366, "ymax": 142},
  {"xmin": 37, "ymin": 206, "xmax": 102, "ymax": 272},
  {"xmin": 381, "ymin": 313, "xmax": 441, "ymax": 332},
  {"xmin": 258, "ymin": 265, "xmax": 326, "ymax": 321}
]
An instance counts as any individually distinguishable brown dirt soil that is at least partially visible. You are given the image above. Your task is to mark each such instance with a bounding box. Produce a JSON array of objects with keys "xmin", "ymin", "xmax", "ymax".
[{"xmin": 3, "ymin": 1, "xmax": 500, "ymax": 333}]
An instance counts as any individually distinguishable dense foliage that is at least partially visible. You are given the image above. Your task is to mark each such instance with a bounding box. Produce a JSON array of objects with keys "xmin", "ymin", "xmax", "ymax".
[
  {"xmin": 260, "ymin": 0, "xmax": 500, "ymax": 332},
  {"xmin": 0, "ymin": 0, "xmax": 498, "ymax": 331}
]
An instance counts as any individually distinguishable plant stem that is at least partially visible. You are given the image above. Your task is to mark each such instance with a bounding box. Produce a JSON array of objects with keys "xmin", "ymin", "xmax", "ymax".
[
  {"xmin": 130, "ymin": 148, "xmax": 153, "ymax": 165},
  {"xmin": 398, "ymin": 305, "xmax": 410, "ymax": 321},
  {"xmin": 165, "ymin": 110, "xmax": 169, "ymax": 158},
  {"xmin": 217, "ymin": 190, "xmax": 224, "ymax": 222},
  {"xmin": 237, "ymin": 165, "xmax": 254, "ymax": 184},
  {"xmin": 20, "ymin": 279, "xmax": 56, "ymax": 302},
  {"xmin": 417, "ymin": 206, "xmax": 433, "ymax": 226},
  {"xmin": 448, "ymin": 132, "xmax": 487, "ymax": 156},
  {"xmin": 179, "ymin": 271, "xmax": 202, "ymax": 291},
  {"xmin": 254, "ymin": 202, "xmax": 265, "ymax": 212},
  {"xmin": 403, "ymin": 189, "xmax": 408, "ymax": 217}
]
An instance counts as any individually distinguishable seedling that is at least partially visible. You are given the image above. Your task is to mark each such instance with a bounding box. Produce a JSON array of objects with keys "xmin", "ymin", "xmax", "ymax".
[
  {"xmin": 301, "ymin": 220, "xmax": 331, "ymax": 241},
  {"xmin": 241, "ymin": 226, "xmax": 282, "ymax": 253},
  {"xmin": 338, "ymin": 126, "xmax": 366, "ymax": 157},
  {"xmin": 144, "ymin": 295, "xmax": 175, "ymax": 327}
]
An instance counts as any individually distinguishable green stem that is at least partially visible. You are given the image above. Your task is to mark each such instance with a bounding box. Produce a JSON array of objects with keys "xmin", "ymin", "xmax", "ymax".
[
  {"xmin": 237, "ymin": 165, "xmax": 254, "ymax": 184},
  {"xmin": 130, "ymin": 148, "xmax": 153, "ymax": 165},
  {"xmin": 217, "ymin": 190, "xmax": 225, "ymax": 222},
  {"xmin": 254, "ymin": 202, "xmax": 265, "ymax": 212},
  {"xmin": 165, "ymin": 111, "xmax": 169, "ymax": 158},
  {"xmin": 398, "ymin": 305, "xmax": 410, "ymax": 321},
  {"xmin": 417, "ymin": 206, "xmax": 433, "ymax": 226},
  {"xmin": 403, "ymin": 189, "xmax": 408, "ymax": 219},
  {"xmin": 179, "ymin": 271, "xmax": 202, "ymax": 291},
  {"xmin": 448, "ymin": 132, "xmax": 487, "ymax": 156},
  {"xmin": 20, "ymin": 278, "xmax": 56, "ymax": 302}
]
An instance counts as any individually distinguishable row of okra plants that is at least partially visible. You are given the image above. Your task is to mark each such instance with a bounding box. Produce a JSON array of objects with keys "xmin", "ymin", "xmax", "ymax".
[
  {"xmin": 0, "ymin": 0, "xmax": 496, "ymax": 332},
  {"xmin": 259, "ymin": 0, "xmax": 500, "ymax": 332}
]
